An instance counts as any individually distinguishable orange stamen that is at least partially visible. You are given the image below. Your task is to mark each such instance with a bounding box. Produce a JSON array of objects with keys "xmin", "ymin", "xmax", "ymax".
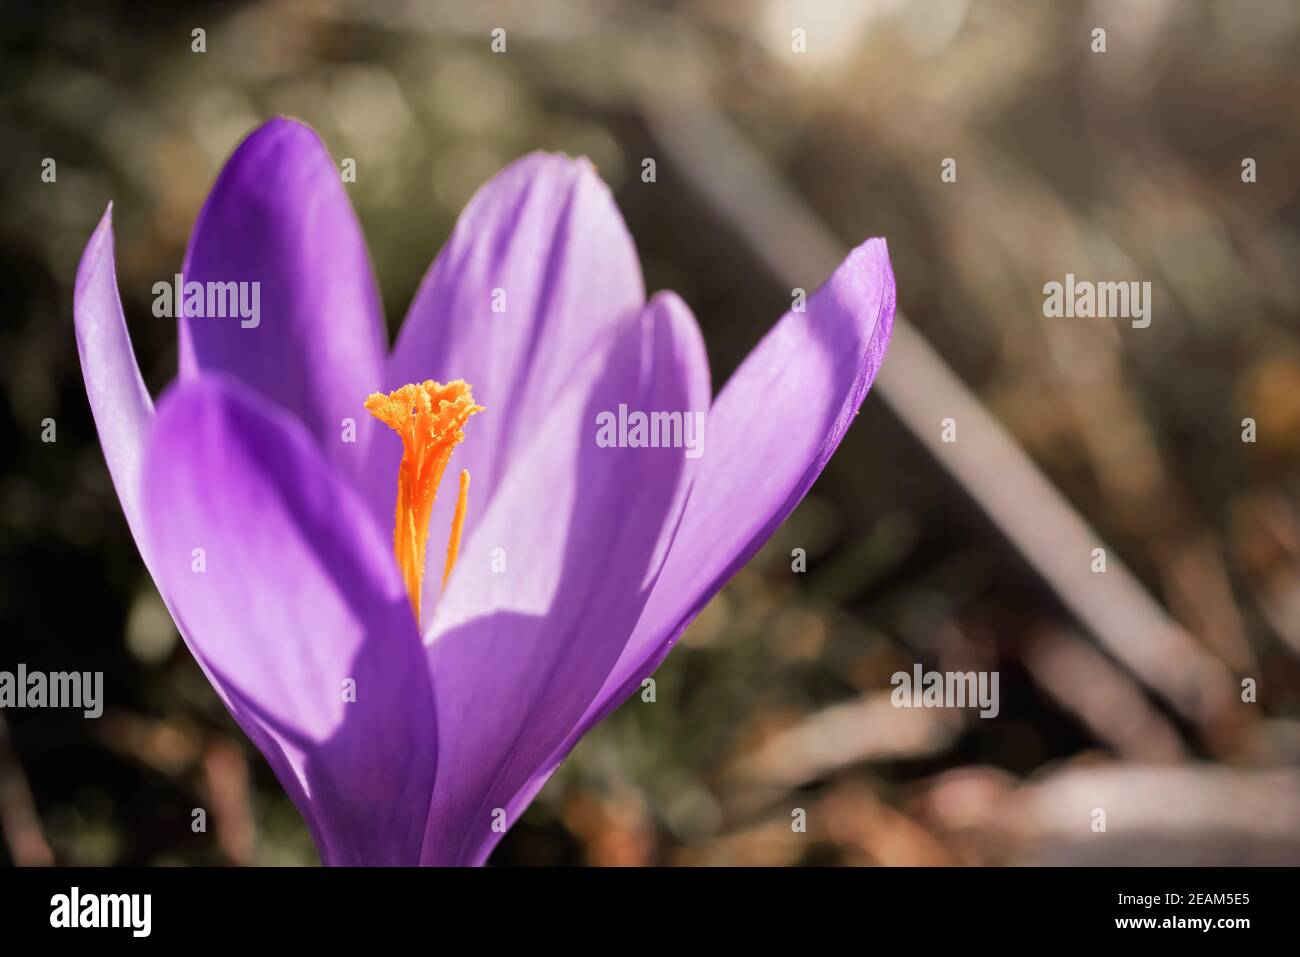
[
  {"xmin": 441, "ymin": 469, "xmax": 470, "ymax": 592},
  {"xmin": 364, "ymin": 380, "xmax": 482, "ymax": 622}
]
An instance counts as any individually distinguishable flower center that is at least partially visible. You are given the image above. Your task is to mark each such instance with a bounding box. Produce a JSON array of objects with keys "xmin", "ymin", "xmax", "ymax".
[{"xmin": 365, "ymin": 380, "xmax": 482, "ymax": 622}]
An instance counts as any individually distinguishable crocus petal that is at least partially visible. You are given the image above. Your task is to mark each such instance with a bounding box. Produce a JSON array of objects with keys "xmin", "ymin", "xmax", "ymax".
[
  {"xmin": 180, "ymin": 117, "xmax": 386, "ymax": 484},
  {"xmin": 420, "ymin": 291, "xmax": 709, "ymax": 865},
  {"xmin": 520, "ymin": 239, "xmax": 896, "ymax": 818},
  {"xmin": 73, "ymin": 205, "xmax": 155, "ymax": 562},
  {"xmin": 142, "ymin": 376, "xmax": 436, "ymax": 866},
  {"xmin": 372, "ymin": 152, "xmax": 646, "ymax": 587}
]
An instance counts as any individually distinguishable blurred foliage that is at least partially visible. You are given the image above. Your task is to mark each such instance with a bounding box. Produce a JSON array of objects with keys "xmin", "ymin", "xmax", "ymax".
[{"xmin": 2, "ymin": 0, "xmax": 1300, "ymax": 866}]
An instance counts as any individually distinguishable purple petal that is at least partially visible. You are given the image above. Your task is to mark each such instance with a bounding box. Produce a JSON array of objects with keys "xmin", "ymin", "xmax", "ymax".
[
  {"xmin": 180, "ymin": 117, "xmax": 386, "ymax": 486},
  {"xmin": 73, "ymin": 205, "xmax": 155, "ymax": 562},
  {"xmin": 522, "ymin": 239, "xmax": 896, "ymax": 816},
  {"xmin": 420, "ymin": 292, "xmax": 709, "ymax": 865},
  {"xmin": 142, "ymin": 377, "xmax": 436, "ymax": 865},
  {"xmin": 371, "ymin": 152, "xmax": 646, "ymax": 608}
]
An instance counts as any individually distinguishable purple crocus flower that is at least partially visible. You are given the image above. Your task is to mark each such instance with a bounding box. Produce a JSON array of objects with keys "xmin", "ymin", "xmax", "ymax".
[{"xmin": 73, "ymin": 117, "xmax": 895, "ymax": 865}]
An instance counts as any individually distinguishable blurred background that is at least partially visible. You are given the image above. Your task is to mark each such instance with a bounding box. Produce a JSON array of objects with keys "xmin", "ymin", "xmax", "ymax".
[{"xmin": 2, "ymin": 0, "xmax": 1299, "ymax": 865}]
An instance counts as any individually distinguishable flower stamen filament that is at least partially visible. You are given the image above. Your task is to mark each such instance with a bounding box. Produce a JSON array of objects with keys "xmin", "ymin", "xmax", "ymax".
[{"xmin": 441, "ymin": 468, "xmax": 471, "ymax": 594}]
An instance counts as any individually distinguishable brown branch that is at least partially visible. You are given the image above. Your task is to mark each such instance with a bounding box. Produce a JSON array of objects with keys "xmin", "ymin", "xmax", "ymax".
[
  {"xmin": 637, "ymin": 84, "xmax": 1236, "ymax": 733},
  {"xmin": 0, "ymin": 713, "xmax": 55, "ymax": 866}
]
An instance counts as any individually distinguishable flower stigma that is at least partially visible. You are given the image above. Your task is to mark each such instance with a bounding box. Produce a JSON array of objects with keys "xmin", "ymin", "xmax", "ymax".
[{"xmin": 364, "ymin": 380, "xmax": 482, "ymax": 623}]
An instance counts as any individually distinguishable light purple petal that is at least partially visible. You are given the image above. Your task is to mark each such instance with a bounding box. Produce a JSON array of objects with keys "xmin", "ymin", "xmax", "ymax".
[
  {"xmin": 142, "ymin": 376, "xmax": 436, "ymax": 866},
  {"xmin": 180, "ymin": 117, "xmax": 386, "ymax": 486},
  {"xmin": 518, "ymin": 239, "xmax": 896, "ymax": 821},
  {"xmin": 420, "ymin": 292, "xmax": 709, "ymax": 865},
  {"xmin": 372, "ymin": 152, "xmax": 646, "ymax": 611},
  {"xmin": 73, "ymin": 205, "xmax": 155, "ymax": 562}
]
